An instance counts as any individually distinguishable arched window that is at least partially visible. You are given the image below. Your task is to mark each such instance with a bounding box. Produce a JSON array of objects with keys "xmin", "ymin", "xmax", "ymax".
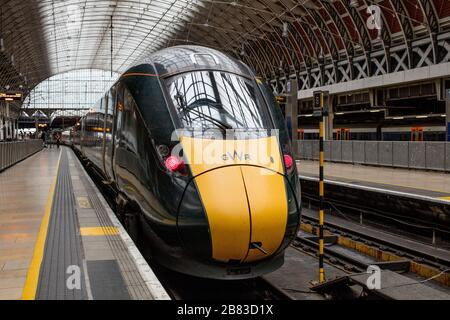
[{"xmin": 22, "ymin": 69, "xmax": 119, "ymax": 110}]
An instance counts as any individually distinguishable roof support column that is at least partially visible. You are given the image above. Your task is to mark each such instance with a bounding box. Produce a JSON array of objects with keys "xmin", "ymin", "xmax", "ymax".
[
  {"xmin": 285, "ymin": 78, "xmax": 298, "ymax": 155},
  {"xmin": 325, "ymin": 96, "xmax": 334, "ymax": 142},
  {"xmin": 0, "ymin": 113, "xmax": 4, "ymax": 141}
]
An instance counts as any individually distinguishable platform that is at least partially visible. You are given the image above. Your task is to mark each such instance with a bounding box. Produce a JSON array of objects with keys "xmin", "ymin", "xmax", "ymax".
[
  {"xmin": 0, "ymin": 147, "xmax": 169, "ymax": 300},
  {"xmin": 297, "ymin": 160, "xmax": 450, "ymax": 203}
]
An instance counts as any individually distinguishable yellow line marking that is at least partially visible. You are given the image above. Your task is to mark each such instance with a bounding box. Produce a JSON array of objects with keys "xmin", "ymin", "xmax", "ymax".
[
  {"xmin": 80, "ymin": 227, "xmax": 119, "ymax": 236},
  {"xmin": 22, "ymin": 150, "xmax": 62, "ymax": 300},
  {"xmin": 439, "ymin": 197, "xmax": 450, "ymax": 201}
]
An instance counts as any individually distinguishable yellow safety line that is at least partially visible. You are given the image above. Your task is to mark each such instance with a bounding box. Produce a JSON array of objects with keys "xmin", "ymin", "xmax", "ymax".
[
  {"xmin": 439, "ymin": 197, "xmax": 450, "ymax": 201},
  {"xmin": 80, "ymin": 226, "xmax": 119, "ymax": 236},
  {"xmin": 22, "ymin": 150, "xmax": 62, "ymax": 300}
]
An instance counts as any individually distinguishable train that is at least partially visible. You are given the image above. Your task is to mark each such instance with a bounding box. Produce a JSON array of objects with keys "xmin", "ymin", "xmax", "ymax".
[
  {"xmin": 69, "ymin": 45, "xmax": 301, "ymax": 279},
  {"xmin": 61, "ymin": 129, "xmax": 71, "ymax": 145}
]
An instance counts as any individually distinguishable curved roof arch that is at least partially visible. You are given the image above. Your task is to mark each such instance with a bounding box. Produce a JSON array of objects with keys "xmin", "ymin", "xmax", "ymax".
[{"xmin": 1, "ymin": 0, "xmax": 450, "ymax": 94}]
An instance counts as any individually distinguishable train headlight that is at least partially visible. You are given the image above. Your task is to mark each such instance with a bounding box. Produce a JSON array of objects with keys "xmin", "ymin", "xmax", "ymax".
[
  {"xmin": 164, "ymin": 156, "xmax": 187, "ymax": 176},
  {"xmin": 284, "ymin": 154, "xmax": 294, "ymax": 173}
]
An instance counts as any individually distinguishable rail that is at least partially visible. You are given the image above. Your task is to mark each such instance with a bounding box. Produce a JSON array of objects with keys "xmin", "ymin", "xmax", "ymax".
[
  {"xmin": 0, "ymin": 140, "xmax": 43, "ymax": 172},
  {"xmin": 297, "ymin": 140, "xmax": 450, "ymax": 172}
]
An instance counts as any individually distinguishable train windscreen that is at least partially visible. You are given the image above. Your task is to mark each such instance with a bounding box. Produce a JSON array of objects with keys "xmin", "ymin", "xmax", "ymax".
[{"xmin": 165, "ymin": 71, "xmax": 273, "ymax": 131}]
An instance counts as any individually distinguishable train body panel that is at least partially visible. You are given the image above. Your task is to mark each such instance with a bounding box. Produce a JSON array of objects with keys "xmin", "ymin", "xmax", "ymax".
[
  {"xmin": 180, "ymin": 136, "xmax": 288, "ymax": 263},
  {"xmin": 71, "ymin": 45, "xmax": 301, "ymax": 279}
]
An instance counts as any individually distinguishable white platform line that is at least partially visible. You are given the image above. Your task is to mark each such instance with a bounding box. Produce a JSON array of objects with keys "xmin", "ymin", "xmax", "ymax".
[{"xmin": 299, "ymin": 174, "xmax": 450, "ymax": 205}]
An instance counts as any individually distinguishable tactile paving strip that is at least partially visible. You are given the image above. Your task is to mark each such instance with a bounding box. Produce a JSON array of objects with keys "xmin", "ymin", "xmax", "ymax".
[
  {"xmin": 36, "ymin": 149, "xmax": 87, "ymax": 300},
  {"xmin": 74, "ymin": 157, "xmax": 153, "ymax": 300}
]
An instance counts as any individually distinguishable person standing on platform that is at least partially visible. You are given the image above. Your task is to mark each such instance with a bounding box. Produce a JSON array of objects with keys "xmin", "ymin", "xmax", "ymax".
[
  {"xmin": 46, "ymin": 131, "xmax": 53, "ymax": 149},
  {"xmin": 41, "ymin": 131, "xmax": 46, "ymax": 147},
  {"xmin": 56, "ymin": 133, "xmax": 61, "ymax": 149}
]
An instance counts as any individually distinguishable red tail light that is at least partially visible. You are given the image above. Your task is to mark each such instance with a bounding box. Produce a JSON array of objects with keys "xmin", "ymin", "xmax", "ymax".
[
  {"xmin": 165, "ymin": 156, "xmax": 185, "ymax": 173},
  {"xmin": 284, "ymin": 154, "xmax": 294, "ymax": 171}
]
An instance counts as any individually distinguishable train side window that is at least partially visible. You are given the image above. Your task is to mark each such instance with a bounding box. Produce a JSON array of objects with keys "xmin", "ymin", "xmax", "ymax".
[
  {"xmin": 115, "ymin": 84, "xmax": 125, "ymax": 139},
  {"xmin": 106, "ymin": 87, "xmax": 116, "ymax": 134},
  {"xmin": 123, "ymin": 87, "xmax": 138, "ymax": 153}
]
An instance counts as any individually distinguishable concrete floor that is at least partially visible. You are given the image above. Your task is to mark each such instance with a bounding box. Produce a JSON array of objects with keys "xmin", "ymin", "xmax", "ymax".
[
  {"xmin": 0, "ymin": 148, "xmax": 61, "ymax": 300},
  {"xmin": 298, "ymin": 160, "xmax": 450, "ymax": 198}
]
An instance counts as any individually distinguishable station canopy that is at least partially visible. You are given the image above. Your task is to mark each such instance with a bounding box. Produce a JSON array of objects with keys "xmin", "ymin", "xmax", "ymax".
[{"xmin": 1, "ymin": 0, "xmax": 450, "ymax": 104}]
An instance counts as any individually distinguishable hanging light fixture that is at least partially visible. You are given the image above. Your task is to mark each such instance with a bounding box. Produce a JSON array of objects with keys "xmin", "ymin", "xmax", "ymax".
[
  {"xmin": 318, "ymin": 48, "xmax": 324, "ymax": 63},
  {"xmin": 0, "ymin": 7, "xmax": 4, "ymax": 52},
  {"xmin": 282, "ymin": 22, "xmax": 289, "ymax": 38},
  {"xmin": 349, "ymin": 0, "xmax": 359, "ymax": 8}
]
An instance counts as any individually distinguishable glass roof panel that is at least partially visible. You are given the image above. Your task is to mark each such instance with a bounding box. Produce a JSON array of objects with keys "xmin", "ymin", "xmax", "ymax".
[
  {"xmin": 32, "ymin": 0, "xmax": 204, "ymax": 75},
  {"xmin": 23, "ymin": 69, "xmax": 120, "ymax": 110}
]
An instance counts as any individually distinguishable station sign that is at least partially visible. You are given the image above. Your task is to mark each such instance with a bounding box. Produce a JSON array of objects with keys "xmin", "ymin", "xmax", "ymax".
[{"xmin": 0, "ymin": 92, "xmax": 23, "ymax": 102}]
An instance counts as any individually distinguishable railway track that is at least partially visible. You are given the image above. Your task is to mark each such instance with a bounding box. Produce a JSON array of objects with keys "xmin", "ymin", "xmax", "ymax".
[
  {"xmin": 301, "ymin": 208, "xmax": 450, "ymax": 270},
  {"xmin": 297, "ymin": 204, "xmax": 450, "ymax": 291},
  {"xmin": 150, "ymin": 262, "xmax": 294, "ymax": 300}
]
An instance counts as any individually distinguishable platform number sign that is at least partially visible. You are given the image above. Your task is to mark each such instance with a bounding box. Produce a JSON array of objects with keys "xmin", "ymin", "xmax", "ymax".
[{"xmin": 0, "ymin": 92, "xmax": 23, "ymax": 102}]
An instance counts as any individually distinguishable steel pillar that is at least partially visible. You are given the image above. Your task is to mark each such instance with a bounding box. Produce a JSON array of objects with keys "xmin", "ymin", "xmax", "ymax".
[
  {"xmin": 285, "ymin": 78, "xmax": 299, "ymax": 154},
  {"xmin": 325, "ymin": 96, "xmax": 334, "ymax": 141}
]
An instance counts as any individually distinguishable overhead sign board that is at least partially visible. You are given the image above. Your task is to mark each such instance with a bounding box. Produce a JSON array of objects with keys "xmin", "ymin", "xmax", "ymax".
[{"xmin": 0, "ymin": 92, "xmax": 23, "ymax": 102}]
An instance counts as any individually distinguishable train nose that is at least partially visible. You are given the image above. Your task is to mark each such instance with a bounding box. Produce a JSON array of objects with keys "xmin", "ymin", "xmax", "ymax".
[{"xmin": 193, "ymin": 165, "xmax": 288, "ymax": 263}]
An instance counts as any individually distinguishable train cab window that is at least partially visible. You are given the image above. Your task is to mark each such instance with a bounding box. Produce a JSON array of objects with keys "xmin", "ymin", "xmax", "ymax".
[{"xmin": 165, "ymin": 71, "xmax": 273, "ymax": 132}]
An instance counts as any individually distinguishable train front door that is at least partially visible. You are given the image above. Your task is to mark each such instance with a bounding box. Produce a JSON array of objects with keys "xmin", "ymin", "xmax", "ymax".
[
  {"xmin": 335, "ymin": 129, "xmax": 350, "ymax": 140},
  {"xmin": 411, "ymin": 127, "xmax": 424, "ymax": 141}
]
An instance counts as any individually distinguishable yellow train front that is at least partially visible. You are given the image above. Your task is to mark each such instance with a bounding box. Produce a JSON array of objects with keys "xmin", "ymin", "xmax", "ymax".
[{"xmin": 74, "ymin": 45, "xmax": 301, "ymax": 279}]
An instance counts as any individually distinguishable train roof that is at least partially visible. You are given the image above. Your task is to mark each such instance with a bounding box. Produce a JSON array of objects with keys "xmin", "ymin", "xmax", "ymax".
[{"xmin": 139, "ymin": 45, "xmax": 254, "ymax": 79}]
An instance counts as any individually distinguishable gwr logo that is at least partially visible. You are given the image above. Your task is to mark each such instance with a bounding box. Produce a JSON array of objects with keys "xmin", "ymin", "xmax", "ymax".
[{"xmin": 222, "ymin": 151, "xmax": 251, "ymax": 161}]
